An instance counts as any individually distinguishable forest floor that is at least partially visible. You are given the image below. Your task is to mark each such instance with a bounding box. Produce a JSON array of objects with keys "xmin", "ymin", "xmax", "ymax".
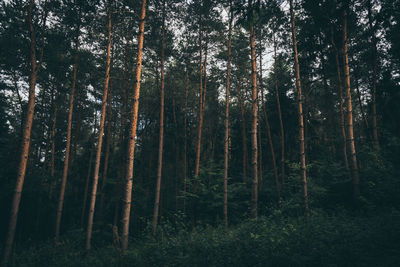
[{"xmin": 9, "ymin": 208, "xmax": 400, "ymax": 267}]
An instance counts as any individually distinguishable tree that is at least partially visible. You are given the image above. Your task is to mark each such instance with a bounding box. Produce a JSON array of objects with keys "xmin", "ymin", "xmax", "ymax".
[
  {"xmin": 342, "ymin": 7, "xmax": 360, "ymax": 199},
  {"xmin": 121, "ymin": 0, "xmax": 147, "ymax": 254},
  {"xmin": 2, "ymin": 0, "xmax": 47, "ymax": 263},
  {"xmin": 289, "ymin": 0, "xmax": 309, "ymax": 218}
]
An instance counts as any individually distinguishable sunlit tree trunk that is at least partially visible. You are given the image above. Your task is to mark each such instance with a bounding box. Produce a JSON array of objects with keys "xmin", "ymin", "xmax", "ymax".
[
  {"xmin": 153, "ymin": 1, "xmax": 166, "ymax": 234},
  {"xmin": 250, "ymin": 22, "xmax": 258, "ymax": 219},
  {"xmin": 86, "ymin": 9, "xmax": 112, "ymax": 252},
  {"xmin": 2, "ymin": 0, "xmax": 46, "ymax": 263},
  {"xmin": 289, "ymin": 0, "xmax": 309, "ymax": 218},
  {"xmin": 121, "ymin": 0, "xmax": 146, "ymax": 254},
  {"xmin": 55, "ymin": 25, "xmax": 80, "ymax": 242},
  {"xmin": 223, "ymin": 3, "xmax": 232, "ymax": 228},
  {"xmin": 342, "ymin": 9, "xmax": 360, "ymax": 199}
]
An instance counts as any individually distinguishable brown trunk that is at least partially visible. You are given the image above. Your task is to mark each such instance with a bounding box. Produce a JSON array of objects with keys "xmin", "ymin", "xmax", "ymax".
[
  {"xmin": 194, "ymin": 17, "xmax": 203, "ymax": 183},
  {"xmin": 343, "ymin": 9, "xmax": 360, "ymax": 199},
  {"xmin": 153, "ymin": 2, "xmax": 166, "ymax": 234},
  {"xmin": 86, "ymin": 9, "xmax": 112, "ymax": 251},
  {"xmin": 367, "ymin": 0, "xmax": 379, "ymax": 147},
  {"xmin": 273, "ymin": 33, "xmax": 285, "ymax": 187},
  {"xmin": 121, "ymin": 0, "xmax": 146, "ymax": 254},
  {"xmin": 223, "ymin": 3, "xmax": 232, "ymax": 228},
  {"xmin": 250, "ymin": 23, "xmax": 258, "ymax": 219},
  {"xmin": 55, "ymin": 27, "xmax": 80, "ymax": 242},
  {"xmin": 113, "ymin": 36, "xmax": 130, "ymax": 227},
  {"xmin": 330, "ymin": 26, "xmax": 350, "ymax": 174},
  {"xmin": 259, "ymin": 49, "xmax": 280, "ymax": 201},
  {"xmin": 99, "ymin": 83, "xmax": 113, "ymax": 219},
  {"xmin": 289, "ymin": 0, "xmax": 309, "ymax": 218},
  {"xmin": 2, "ymin": 0, "xmax": 44, "ymax": 263},
  {"xmin": 237, "ymin": 75, "xmax": 248, "ymax": 182}
]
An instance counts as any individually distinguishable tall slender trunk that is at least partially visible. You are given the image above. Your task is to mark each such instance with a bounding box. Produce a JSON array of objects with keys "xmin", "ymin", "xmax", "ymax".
[
  {"xmin": 250, "ymin": 23, "xmax": 258, "ymax": 219},
  {"xmin": 273, "ymin": 33, "xmax": 285, "ymax": 187},
  {"xmin": 99, "ymin": 83, "xmax": 113, "ymax": 219},
  {"xmin": 259, "ymin": 49, "xmax": 280, "ymax": 201},
  {"xmin": 223, "ymin": 3, "xmax": 232, "ymax": 228},
  {"xmin": 2, "ymin": 0, "xmax": 45, "ymax": 263},
  {"xmin": 343, "ymin": 9, "xmax": 360, "ymax": 199},
  {"xmin": 153, "ymin": 2, "xmax": 166, "ymax": 234},
  {"xmin": 237, "ymin": 74, "xmax": 248, "ymax": 182},
  {"xmin": 113, "ymin": 37, "xmax": 130, "ymax": 227},
  {"xmin": 86, "ymin": 9, "xmax": 112, "ymax": 251},
  {"xmin": 194, "ymin": 16, "xmax": 203, "ymax": 183},
  {"xmin": 367, "ymin": 0, "xmax": 379, "ymax": 147},
  {"xmin": 289, "ymin": 0, "xmax": 309, "ymax": 218},
  {"xmin": 330, "ymin": 26, "xmax": 350, "ymax": 174},
  {"xmin": 55, "ymin": 27, "xmax": 80, "ymax": 242},
  {"xmin": 183, "ymin": 72, "xmax": 189, "ymax": 215},
  {"xmin": 121, "ymin": 0, "xmax": 146, "ymax": 254}
]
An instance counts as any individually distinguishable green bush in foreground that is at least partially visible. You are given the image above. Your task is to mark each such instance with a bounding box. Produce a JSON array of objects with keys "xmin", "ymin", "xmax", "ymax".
[{"xmin": 11, "ymin": 210, "xmax": 400, "ymax": 267}]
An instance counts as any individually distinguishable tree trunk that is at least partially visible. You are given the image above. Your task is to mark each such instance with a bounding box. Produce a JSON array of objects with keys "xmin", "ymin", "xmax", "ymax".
[
  {"xmin": 237, "ymin": 74, "xmax": 248, "ymax": 182},
  {"xmin": 99, "ymin": 82, "xmax": 113, "ymax": 220},
  {"xmin": 342, "ymin": 9, "xmax": 360, "ymax": 199},
  {"xmin": 113, "ymin": 36, "xmax": 130, "ymax": 227},
  {"xmin": 194, "ymin": 16, "xmax": 203, "ymax": 184},
  {"xmin": 289, "ymin": 0, "xmax": 309, "ymax": 218},
  {"xmin": 153, "ymin": 1, "xmax": 166, "ymax": 234},
  {"xmin": 86, "ymin": 9, "xmax": 112, "ymax": 252},
  {"xmin": 55, "ymin": 27, "xmax": 80, "ymax": 242},
  {"xmin": 273, "ymin": 33, "xmax": 285, "ymax": 187},
  {"xmin": 2, "ymin": 0, "xmax": 43, "ymax": 263},
  {"xmin": 121, "ymin": 0, "xmax": 146, "ymax": 254},
  {"xmin": 223, "ymin": 3, "xmax": 232, "ymax": 228},
  {"xmin": 259, "ymin": 49, "xmax": 280, "ymax": 201},
  {"xmin": 250, "ymin": 23, "xmax": 258, "ymax": 219},
  {"xmin": 330, "ymin": 26, "xmax": 350, "ymax": 175}
]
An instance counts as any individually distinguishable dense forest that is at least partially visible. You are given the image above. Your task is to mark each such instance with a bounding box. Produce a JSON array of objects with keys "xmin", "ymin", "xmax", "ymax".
[{"xmin": 1, "ymin": 0, "xmax": 400, "ymax": 266}]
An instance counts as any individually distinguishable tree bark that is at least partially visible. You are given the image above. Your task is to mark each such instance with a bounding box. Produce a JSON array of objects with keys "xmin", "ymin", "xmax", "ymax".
[
  {"xmin": 289, "ymin": 0, "xmax": 309, "ymax": 218},
  {"xmin": 2, "ymin": 0, "xmax": 44, "ymax": 263},
  {"xmin": 153, "ymin": 1, "xmax": 166, "ymax": 234},
  {"xmin": 342, "ymin": 9, "xmax": 360, "ymax": 199},
  {"xmin": 237, "ymin": 75, "xmax": 248, "ymax": 182},
  {"xmin": 250, "ymin": 23, "xmax": 258, "ymax": 219},
  {"xmin": 55, "ymin": 26, "xmax": 80, "ymax": 242},
  {"xmin": 99, "ymin": 82, "xmax": 113, "ymax": 220},
  {"xmin": 273, "ymin": 33, "xmax": 285, "ymax": 187},
  {"xmin": 223, "ymin": 3, "xmax": 232, "ymax": 228},
  {"xmin": 194, "ymin": 14, "xmax": 203, "ymax": 184},
  {"xmin": 121, "ymin": 0, "xmax": 146, "ymax": 254},
  {"xmin": 86, "ymin": 9, "xmax": 112, "ymax": 252},
  {"xmin": 81, "ymin": 139, "xmax": 95, "ymax": 228}
]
